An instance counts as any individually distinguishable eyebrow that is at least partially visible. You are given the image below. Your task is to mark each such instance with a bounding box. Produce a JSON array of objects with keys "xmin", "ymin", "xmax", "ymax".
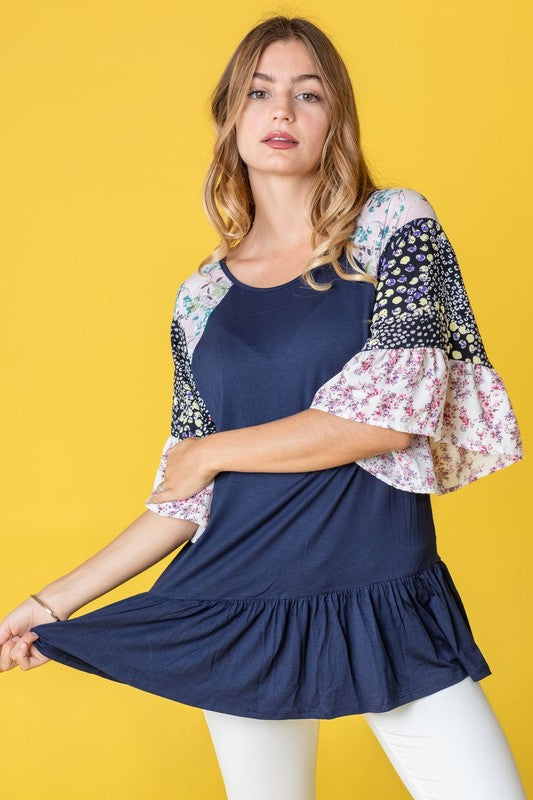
[{"xmin": 252, "ymin": 71, "xmax": 323, "ymax": 85}]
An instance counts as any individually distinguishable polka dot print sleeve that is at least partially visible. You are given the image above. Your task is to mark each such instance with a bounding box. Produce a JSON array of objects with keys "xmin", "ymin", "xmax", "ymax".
[{"xmin": 310, "ymin": 189, "xmax": 524, "ymax": 493}]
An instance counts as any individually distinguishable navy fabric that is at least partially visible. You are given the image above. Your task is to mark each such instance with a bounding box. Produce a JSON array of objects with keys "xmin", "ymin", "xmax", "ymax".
[{"xmin": 31, "ymin": 257, "xmax": 491, "ymax": 720}]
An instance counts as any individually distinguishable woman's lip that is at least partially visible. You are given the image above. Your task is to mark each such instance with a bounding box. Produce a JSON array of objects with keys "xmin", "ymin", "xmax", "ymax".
[
  {"xmin": 262, "ymin": 137, "xmax": 298, "ymax": 142},
  {"xmin": 263, "ymin": 140, "xmax": 298, "ymax": 149}
]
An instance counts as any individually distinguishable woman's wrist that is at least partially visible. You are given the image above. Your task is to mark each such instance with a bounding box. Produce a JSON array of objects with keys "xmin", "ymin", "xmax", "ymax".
[
  {"xmin": 201, "ymin": 431, "xmax": 228, "ymax": 474},
  {"xmin": 29, "ymin": 593, "xmax": 63, "ymax": 621},
  {"xmin": 32, "ymin": 579, "xmax": 78, "ymax": 621}
]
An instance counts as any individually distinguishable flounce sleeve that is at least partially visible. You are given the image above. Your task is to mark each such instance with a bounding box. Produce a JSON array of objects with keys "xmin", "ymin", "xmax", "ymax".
[
  {"xmin": 145, "ymin": 283, "xmax": 216, "ymax": 538},
  {"xmin": 309, "ymin": 193, "xmax": 524, "ymax": 494}
]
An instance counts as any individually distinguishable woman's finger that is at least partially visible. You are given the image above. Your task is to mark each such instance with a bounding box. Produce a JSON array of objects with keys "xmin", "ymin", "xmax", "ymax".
[
  {"xmin": 10, "ymin": 634, "xmax": 42, "ymax": 671},
  {"xmin": 0, "ymin": 639, "xmax": 19, "ymax": 672},
  {"xmin": 9, "ymin": 640, "xmax": 29, "ymax": 669}
]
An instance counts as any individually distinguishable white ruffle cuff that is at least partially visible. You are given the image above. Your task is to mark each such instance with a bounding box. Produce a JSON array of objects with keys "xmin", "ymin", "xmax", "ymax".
[{"xmin": 309, "ymin": 346, "xmax": 523, "ymax": 494}]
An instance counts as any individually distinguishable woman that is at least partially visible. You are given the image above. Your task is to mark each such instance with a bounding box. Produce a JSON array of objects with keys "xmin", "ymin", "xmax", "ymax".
[{"xmin": 1, "ymin": 15, "xmax": 527, "ymax": 800}]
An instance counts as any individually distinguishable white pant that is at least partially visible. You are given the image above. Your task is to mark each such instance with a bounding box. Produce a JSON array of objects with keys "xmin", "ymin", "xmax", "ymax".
[{"xmin": 202, "ymin": 676, "xmax": 527, "ymax": 799}]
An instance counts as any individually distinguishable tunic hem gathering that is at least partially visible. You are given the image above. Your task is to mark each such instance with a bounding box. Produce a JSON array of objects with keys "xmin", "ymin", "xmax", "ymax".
[{"xmin": 31, "ymin": 557, "xmax": 492, "ymax": 721}]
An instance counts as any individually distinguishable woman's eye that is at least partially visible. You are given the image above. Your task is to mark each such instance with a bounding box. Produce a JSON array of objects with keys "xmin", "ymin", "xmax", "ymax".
[{"xmin": 246, "ymin": 90, "xmax": 320, "ymax": 102}]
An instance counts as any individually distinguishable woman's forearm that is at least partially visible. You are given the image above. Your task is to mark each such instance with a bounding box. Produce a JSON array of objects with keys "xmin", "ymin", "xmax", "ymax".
[
  {"xmin": 203, "ymin": 408, "xmax": 412, "ymax": 474},
  {"xmin": 34, "ymin": 510, "xmax": 197, "ymax": 620}
]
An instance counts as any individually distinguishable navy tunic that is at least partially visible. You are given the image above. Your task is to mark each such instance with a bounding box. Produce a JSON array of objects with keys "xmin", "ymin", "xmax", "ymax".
[{"xmin": 30, "ymin": 188, "xmax": 522, "ymax": 719}]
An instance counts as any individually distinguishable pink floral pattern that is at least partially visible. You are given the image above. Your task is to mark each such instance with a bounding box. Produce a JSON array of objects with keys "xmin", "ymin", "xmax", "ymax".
[
  {"xmin": 145, "ymin": 434, "xmax": 214, "ymax": 541},
  {"xmin": 310, "ymin": 347, "xmax": 523, "ymax": 493}
]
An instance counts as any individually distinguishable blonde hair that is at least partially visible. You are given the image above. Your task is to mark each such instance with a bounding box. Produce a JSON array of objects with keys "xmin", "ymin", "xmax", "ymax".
[{"xmin": 198, "ymin": 15, "xmax": 389, "ymax": 291}]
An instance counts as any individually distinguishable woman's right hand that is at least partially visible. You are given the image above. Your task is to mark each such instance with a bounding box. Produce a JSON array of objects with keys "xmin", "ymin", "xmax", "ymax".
[{"xmin": 0, "ymin": 597, "xmax": 60, "ymax": 672}]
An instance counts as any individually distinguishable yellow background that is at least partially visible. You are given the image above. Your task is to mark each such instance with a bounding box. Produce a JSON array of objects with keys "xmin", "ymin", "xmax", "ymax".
[{"xmin": 1, "ymin": 1, "xmax": 531, "ymax": 797}]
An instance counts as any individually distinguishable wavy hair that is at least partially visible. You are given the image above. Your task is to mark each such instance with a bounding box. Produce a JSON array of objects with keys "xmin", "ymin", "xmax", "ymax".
[{"xmin": 198, "ymin": 15, "xmax": 390, "ymax": 291}]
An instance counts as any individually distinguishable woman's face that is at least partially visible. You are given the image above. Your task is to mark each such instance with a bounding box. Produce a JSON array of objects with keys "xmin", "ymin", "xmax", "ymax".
[{"xmin": 235, "ymin": 39, "xmax": 332, "ymax": 180}]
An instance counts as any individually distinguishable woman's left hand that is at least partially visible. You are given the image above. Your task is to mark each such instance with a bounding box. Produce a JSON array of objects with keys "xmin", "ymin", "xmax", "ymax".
[{"xmin": 147, "ymin": 437, "xmax": 218, "ymax": 504}]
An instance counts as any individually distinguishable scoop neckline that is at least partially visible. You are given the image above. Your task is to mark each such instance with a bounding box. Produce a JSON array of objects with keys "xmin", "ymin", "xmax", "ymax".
[
  {"xmin": 218, "ymin": 190, "xmax": 379, "ymax": 291},
  {"xmin": 218, "ymin": 257, "xmax": 305, "ymax": 292}
]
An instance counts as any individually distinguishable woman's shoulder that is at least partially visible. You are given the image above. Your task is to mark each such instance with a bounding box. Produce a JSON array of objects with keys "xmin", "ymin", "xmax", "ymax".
[
  {"xmin": 172, "ymin": 259, "xmax": 231, "ymax": 322},
  {"xmin": 349, "ymin": 187, "xmax": 440, "ymax": 278},
  {"xmin": 362, "ymin": 186, "xmax": 438, "ymax": 226}
]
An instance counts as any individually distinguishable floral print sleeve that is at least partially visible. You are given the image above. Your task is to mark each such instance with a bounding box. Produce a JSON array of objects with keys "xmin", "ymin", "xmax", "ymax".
[
  {"xmin": 145, "ymin": 270, "xmax": 231, "ymax": 538},
  {"xmin": 309, "ymin": 188, "xmax": 524, "ymax": 494}
]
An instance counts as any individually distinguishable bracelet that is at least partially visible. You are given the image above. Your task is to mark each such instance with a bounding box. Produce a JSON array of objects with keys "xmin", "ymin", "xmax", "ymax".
[{"xmin": 30, "ymin": 594, "xmax": 62, "ymax": 622}]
